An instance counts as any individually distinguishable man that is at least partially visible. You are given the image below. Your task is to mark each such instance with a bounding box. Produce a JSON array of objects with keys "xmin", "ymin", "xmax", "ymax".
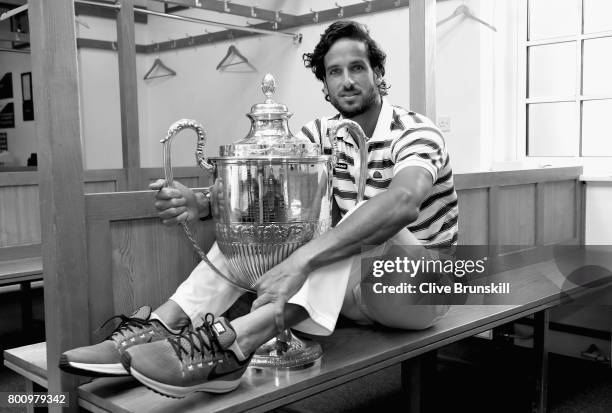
[{"xmin": 61, "ymin": 20, "xmax": 458, "ymax": 398}]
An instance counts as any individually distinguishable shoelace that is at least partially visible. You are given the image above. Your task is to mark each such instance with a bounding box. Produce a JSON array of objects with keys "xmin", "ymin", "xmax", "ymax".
[
  {"xmin": 95, "ymin": 314, "xmax": 152, "ymax": 341},
  {"xmin": 169, "ymin": 313, "xmax": 222, "ymax": 362}
]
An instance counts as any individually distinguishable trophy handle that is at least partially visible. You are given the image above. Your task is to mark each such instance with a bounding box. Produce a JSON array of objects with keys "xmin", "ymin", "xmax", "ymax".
[
  {"xmin": 160, "ymin": 119, "xmax": 213, "ymax": 184},
  {"xmin": 328, "ymin": 119, "xmax": 368, "ymax": 203},
  {"xmin": 160, "ymin": 119, "xmax": 252, "ymax": 294}
]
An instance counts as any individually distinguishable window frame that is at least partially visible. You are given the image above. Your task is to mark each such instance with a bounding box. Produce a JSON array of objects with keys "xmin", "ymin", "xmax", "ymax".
[{"xmin": 518, "ymin": 0, "xmax": 612, "ymax": 168}]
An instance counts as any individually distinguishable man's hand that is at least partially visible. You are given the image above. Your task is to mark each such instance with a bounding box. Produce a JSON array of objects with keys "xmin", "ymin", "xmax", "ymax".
[
  {"xmin": 251, "ymin": 252, "xmax": 311, "ymax": 332},
  {"xmin": 149, "ymin": 179, "xmax": 204, "ymax": 225}
]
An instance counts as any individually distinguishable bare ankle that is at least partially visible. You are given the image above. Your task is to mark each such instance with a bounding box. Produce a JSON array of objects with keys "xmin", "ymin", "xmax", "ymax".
[{"xmin": 153, "ymin": 300, "xmax": 191, "ymax": 330}]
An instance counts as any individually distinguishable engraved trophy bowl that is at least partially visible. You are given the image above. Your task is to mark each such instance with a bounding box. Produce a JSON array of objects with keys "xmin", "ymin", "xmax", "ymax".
[{"xmin": 161, "ymin": 74, "xmax": 369, "ymax": 369}]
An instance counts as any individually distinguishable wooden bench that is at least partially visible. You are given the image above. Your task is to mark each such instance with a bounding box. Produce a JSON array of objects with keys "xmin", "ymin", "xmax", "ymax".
[
  {"xmin": 3, "ymin": 166, "xmax": 594, "ymax": 412},
  {"xmin": 0, "ymin": 243, "xmax": 43, "ymax": 330},
  {"xmin": 5, "ymin": 252, "xmax": 611, "ymax": 412}
]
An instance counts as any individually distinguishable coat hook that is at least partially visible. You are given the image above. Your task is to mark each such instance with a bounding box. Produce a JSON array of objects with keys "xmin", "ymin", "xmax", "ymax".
[
  {"xmin": 223, "ymin": 0, "xmax": 231, "ymax": 13},
  {"xmin": 195, "ymin": 0, "xmax": 202, "ymax": 6},
  {"xmin": 271, "ymin": 21, "xmax": 278, "ymax": 30},
  {"xmin": 335, "ymin": 3, "xmax": 344, "ymax": 18},
  {"xmin": 310, "ymin": 8, "xmax": 319, "ymax": 23},
  {"xmin": 363, "ymin": 0, "xmax": 372, "ymax": 13},
  {"xmin": 275, "ymin": 10, "xmax": 282, "ymax": 23},
  {"xmin": 250, "ymin": 6, "xmax": 257, "ymax": 18}
]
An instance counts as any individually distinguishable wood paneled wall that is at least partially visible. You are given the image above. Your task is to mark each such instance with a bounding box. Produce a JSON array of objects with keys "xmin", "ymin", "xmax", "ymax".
[
  {"xmin": 76, "ymin": 167, "xmax": 583, "ymax": 333},
  {"xmin": 0, "ymin": 183, "xmax": 40, "ymax": 246},
  {"xmin": 1, "ymin": 166, "xmax": 582, "ymax": 249},
  {"xmin": 455, "ymin": 167, "xmax": 583, "ymax": 250},
  {"xmin": 0, "ymin": 167, "xmax": 209, "ymax": 248},
  {"xmin": 85, "ymin": 190, "xmax": 215, "ymax": 335}
]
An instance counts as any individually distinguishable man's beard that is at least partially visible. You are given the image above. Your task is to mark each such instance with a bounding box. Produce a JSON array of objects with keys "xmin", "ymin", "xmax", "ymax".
[{"xmin": 329, "ymin": 86, "xmax": 379, "ymax": 118}]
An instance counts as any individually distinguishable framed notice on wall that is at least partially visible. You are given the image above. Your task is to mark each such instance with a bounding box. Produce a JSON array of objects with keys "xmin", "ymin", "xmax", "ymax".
[
  {"xmin": 0, "ymin": 73, "xmax": 12, "ymax": 99},
  {"xmin": 21, "ymin": 72, "xmax": 33, "ymax": 121},
  {"xmin": 0, "ymin": 103, "xmax": 15, "ymax": 128},
  {"xmin": 10, "ymin": 12, "xmax": 29, "ymax": 49}
]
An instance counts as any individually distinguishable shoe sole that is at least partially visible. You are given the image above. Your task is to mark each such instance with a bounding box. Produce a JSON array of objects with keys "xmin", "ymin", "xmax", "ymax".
[
  {"xmin": 59, "ymin": 355, "xmax": 129, "ymax": 377},
  {"xmin": 129, "ymin": 367, "xmax": 241, "ymax": 398}
]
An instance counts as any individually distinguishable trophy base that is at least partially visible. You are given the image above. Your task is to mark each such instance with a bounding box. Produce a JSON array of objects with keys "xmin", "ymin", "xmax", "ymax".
[{"xmin": 249, "ymin": 330, "xmax": 323, "ymax": 369}]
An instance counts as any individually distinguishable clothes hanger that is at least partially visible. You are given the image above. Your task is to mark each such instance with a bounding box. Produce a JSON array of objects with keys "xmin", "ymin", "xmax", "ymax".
[
  {"xmin": 143, "ymin": 57, "xmax": 177, "ymax": 80},
  {"xmin": 216, "ymin": 45, "xmax": 257, "ymax": 72},
  {"xmin": 437, "ymin": 3, "xmax": 497, "ymax": 32}
]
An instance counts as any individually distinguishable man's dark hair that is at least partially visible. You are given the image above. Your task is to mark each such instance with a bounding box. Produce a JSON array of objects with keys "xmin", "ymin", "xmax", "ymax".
[{"xmin": 303, "ymin": 20, "xmax": 389, "ymax": 96}]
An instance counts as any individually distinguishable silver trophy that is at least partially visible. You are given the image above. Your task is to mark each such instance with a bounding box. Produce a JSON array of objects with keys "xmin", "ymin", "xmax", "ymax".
[{"xmin": 161, "ymin": 74, "xmax": 368, "ymax": 368}]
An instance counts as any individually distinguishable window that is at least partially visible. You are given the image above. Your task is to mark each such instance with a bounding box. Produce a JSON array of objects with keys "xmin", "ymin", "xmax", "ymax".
[{"xmin": 525, "ymin": 0, "xmax": 612, "ymax": 157}]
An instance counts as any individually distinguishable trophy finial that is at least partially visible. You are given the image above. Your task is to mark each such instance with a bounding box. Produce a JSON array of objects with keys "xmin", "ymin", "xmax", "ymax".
[{"xmin": 262, "ymin": 74, "xmax": 276, "ymax": 102}]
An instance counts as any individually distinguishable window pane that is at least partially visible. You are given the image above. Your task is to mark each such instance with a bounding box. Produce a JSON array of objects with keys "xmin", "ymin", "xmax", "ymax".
[
  {"xmin": 584, "ymin": 0, "xmax": 612, "ymax": 33},
  {"xmin": 529, "ymin": 0, "xmax": 580, "ymax": 40},
  {"xmin": 528, "ymin": 43, "xmax": 576, "ymax": 98},
  {"xmin": 583, "ymin": 37, "xmax": 612, "ymax": 96},
  {"xmin": 582, "ymin": 100, "xmax": 612, "ymax": 156},
  {"xmin": 528, "ymin": 103, "xmax": 578, "ymax": 156}
]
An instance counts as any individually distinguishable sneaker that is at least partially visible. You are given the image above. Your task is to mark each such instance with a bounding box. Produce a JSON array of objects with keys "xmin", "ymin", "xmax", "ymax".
[
  {"xmin": 122, "ymin": 314, "xmax": 251, "ymax": 398},
  {"xmin": 59, "ymin": 306, "xmax": 180, "ymax": 376}
]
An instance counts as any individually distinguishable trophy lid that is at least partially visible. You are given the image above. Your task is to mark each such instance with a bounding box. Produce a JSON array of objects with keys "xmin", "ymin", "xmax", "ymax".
[
  {"xmin": 218, "ymin": 74, "xmax": 321, "ymax": 157},
  {"xmin": 248, "ymin": 74, "xmax": 291, "ymax": 119}
]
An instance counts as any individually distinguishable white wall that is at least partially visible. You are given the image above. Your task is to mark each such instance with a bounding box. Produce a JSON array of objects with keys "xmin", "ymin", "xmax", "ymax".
[
  {"xmin": 437, "ymin": 0, "xmax": 495, "ymax": 172},
  {"xmin": 0, "ymin": 11, "xmax": 36, "ymax": 166},
  {"xmin": 0, "ymin": 51, "xmax": 36, "ymax": 166},
  {"xmin": 76, "ymin": 14, "xmax": 150, "ymax": 169},
  {"xmin": 0, "ymin": 0, "xmax": 512, "ymax": 173},
  {"xmin": 141, "ymin": 5, "xmax": 414, "ymax": 168}
]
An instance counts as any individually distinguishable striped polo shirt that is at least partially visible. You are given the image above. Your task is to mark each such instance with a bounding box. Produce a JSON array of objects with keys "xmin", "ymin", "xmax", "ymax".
[{"xmin": 297, "ymin": 99, "xmax": 458, "ymax": 248}]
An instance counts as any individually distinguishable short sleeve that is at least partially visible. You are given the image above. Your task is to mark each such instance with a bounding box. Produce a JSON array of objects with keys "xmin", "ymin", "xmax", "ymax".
[{"xmin": 390, "ymin": 127, "xmax": 446, "ymax": 183}]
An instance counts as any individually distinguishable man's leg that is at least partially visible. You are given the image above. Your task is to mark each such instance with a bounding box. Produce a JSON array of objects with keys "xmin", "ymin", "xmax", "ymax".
[
  {"xmin": 162, "ymin": 242, "xmax": 244, "ymax": 326},
  {"xmin": 232, "ymin": 304, "xmax": 308, "ymax": 354},
  {"xmin": 340, "ymin": 228, "xmax": 451, "ymax": 330},
  {"xmin": 122, "ymin": 302, "xmax": 310, "ymax": 397},
  {"xmin": 331, "ymin": 201, "xmax": 450, "ymax": 330},
  {"xmin": 151, "ymin": 299, "xmax": 191, "ymax": 331},
  {"xmin": 60, "ymin": 241, "xmax": 242, "ymax": 376}
]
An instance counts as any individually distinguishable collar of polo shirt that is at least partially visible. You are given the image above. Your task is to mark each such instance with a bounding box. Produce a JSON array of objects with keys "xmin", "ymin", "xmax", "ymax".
[{"xmin": 333, "ymin": 98, "xmax": 395, "ymax": 147}]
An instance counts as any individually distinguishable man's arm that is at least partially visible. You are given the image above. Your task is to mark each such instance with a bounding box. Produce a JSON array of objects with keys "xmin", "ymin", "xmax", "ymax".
[
  {"xmin": 252, "ymin": 165, "xmax": 433, "ymax": 329},
  {"xmin": 300, "ymin": 165, "xmax": 432, "ymax": 269}
]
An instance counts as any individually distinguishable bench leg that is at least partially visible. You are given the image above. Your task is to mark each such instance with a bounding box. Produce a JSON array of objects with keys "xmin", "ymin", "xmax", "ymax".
[
  {"xmin": 532, "ymin": 309, "xmax": 549, "ymax": 413},
  {"xmin": 20, "ymin": 281, "xmax": 33, "ymax": 334},
  {"xmin": 401, "ymin": 350, "xmax": 437, "ymax": 413},
  {"xmin": 492, "ymin": 323, "xmax": 514, "ymax": 347},
  {"xmin": 25, "ymin": 379, "xmax": 47, "ymax": 413}
]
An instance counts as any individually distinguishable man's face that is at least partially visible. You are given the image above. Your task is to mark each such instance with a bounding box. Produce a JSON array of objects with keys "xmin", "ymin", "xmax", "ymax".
[{"xmin": 323, "ymin": 38, "xmax": 381, "ymax": 118}]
